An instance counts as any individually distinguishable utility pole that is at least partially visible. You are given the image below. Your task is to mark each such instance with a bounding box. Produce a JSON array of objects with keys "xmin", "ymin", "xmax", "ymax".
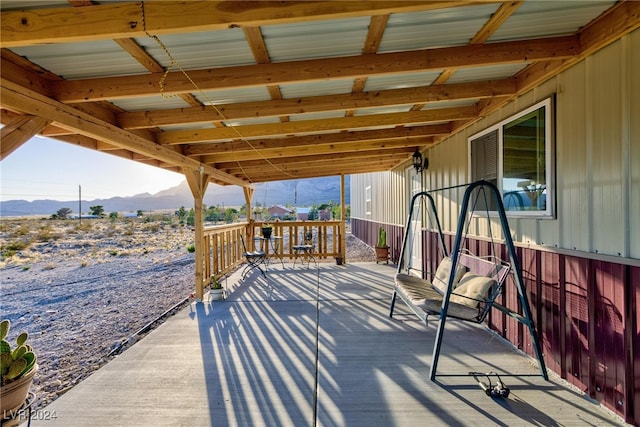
[{"xmin": 78, "ymin": 185, "xmax": 81, "ymax": 225}]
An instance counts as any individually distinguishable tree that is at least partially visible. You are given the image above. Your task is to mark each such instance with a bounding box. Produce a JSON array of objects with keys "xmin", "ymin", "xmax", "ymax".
[
  {"xmin": 308, "ymin": 206, "xmax": 319, "ymax": 220},
  {"xmin": 177, "ymin": 206, "xmax": 187, "ymax": 224},
  {"xmin": 55, "ymin": 207, "xmax": 72, "ymax": 219},
  {"xmin": 186, "ymin": 208, "xmax": 195, "ymax": 226},
  {"xmin": 89, "ymin": 205, "xmax": 105, "ymax": 217},
  {"xmin": 109, "ymin": 212, "xmax": 119, "ymax": 220},
  {"xmin": 224, "ymin": 207, "xmax": 238, "ymax": 223}
]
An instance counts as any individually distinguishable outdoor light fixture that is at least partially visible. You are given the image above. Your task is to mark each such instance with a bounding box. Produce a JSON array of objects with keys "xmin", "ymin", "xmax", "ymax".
[{"xmin": 412, "ymin": 148, "xmax": 429, "ymax": 174}]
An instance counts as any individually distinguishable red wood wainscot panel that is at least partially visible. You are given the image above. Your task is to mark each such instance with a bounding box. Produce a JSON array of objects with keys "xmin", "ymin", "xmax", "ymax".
[
  {"xmin": 564, "ymin": 256, "xmax": 590, "ymax": 392},
  {"xmin": 503, "ymin": 243, "xmax": 523, "ymax": 351},
  {"xmin": 519, "ymin": 248, "xmax": 539, "ymax": 359},
  {"xmin": 592, "ymin": 261, "xmax": 626, "ymax": 417},
  {"xmin": 540, "ymin": 251, "xmax": 562, "ymax": 374},
  {"xmin": 632, "ymin": 265, "xmax": 640, "ymax": 426},
  {"xmin": 482, "ymin": 240, "xmax": 506, "ymax": 342}
]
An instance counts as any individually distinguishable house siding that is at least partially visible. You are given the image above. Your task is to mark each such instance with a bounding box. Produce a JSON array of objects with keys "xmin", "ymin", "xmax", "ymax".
[{"xmin": 350, "ymin": 29, "xmax": 640, "ymax": 424}]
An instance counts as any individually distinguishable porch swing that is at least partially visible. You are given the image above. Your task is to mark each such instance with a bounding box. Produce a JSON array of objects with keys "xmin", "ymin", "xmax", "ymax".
[{"xmin": 388, "ymin": 180, "xmax": 548, "ymax": 381}]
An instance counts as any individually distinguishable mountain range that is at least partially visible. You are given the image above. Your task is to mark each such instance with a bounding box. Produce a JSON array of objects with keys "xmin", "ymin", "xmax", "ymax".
[{"xmin": 0, "ymin": 176, "xmax": 350, "ymax": 217}]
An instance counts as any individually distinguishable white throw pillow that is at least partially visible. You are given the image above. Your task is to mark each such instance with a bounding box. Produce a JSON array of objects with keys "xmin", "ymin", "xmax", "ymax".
[
  {"xmin": 450, "ymin": 272, "xmax": 495, "ymax": 308},
  {"xmin": 432, "ymin": 257, "xmax": 467, "ymax": 295}
]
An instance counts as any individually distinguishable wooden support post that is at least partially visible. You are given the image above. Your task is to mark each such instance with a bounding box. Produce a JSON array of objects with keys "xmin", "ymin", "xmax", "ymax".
[
  {"xmin": 185, "ymin": 168, "xmax": 209, "ymax": 300},
  {"xmin": 243, "ymin": 187, "xmax": 254, "ymax": 222},
  {"xmin": 243, "ymin": 186, "xmax": 255, "ymax": 246},
  {"xmin": 340, "ymin": 174, "xmax": 347, "ymax": 263}
]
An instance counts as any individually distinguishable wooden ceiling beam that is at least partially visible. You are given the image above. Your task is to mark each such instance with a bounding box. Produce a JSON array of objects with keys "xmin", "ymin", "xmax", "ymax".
[
  {"xmin": 51, "ymin": 36, "xmax": 578, "ymax": 103},
  {"xmin": 234, "ymin": 162, "xmax": 399, "ymax": 183},
  {"xmin": 0, "ymin": 78, "xmax": 249, "ymax": 187},
  {"xmin": 470, "ymin": 1, "xmax": 523, "ymax": 45},
  {"xmin": 0, "ymin": 114, "xmax": 52, "ymax": 160},
  {"xmin": 0, "ymin": 1, "xmax": 481, "ymax": 48},
  {"xmin": 222, "ymin": 161, "xmax": 407, "ymax": 182},
  {"xmin": 159, "ymin": 106, "xmax": 476, "ymax": 144},
  {"xmin": 201, "ymin": 137, "xmax": 434, "ymax": 164},
  {"xmin": 185, "ymin": 124, "xmax": 448, "ymax": 157},
  {"xmin": 215, "ymin": 148, "xmax": 415, "ymax": 169},
  {"xmin": 222, "ymin": 156, "xmax": 408, "ymax": 179},
  {"xmin": 118, "ymin": 79, "xmax": 514, "ymax": 129}
]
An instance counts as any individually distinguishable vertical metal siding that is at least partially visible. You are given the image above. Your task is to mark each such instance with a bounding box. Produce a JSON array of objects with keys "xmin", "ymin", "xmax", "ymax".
[
  {"xmin": 557, "ymin": 64, "xmax": 590, "ymax": 252},
  {"xmin": 628, "ymin": 30, "xmax": 640, "ymax": 260},
  {"xmin": 590, "ymin": 42, "xmax": 626, "ymax": 257},
  {"xmin": 417, "ymin": 31, "xmax": 640, "ymax": 259}
]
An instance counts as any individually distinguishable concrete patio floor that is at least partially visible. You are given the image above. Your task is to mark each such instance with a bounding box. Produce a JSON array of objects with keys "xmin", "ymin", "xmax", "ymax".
[{"xmin": 30, "ymin": 262, "xmax": 625, "ymax": 426}]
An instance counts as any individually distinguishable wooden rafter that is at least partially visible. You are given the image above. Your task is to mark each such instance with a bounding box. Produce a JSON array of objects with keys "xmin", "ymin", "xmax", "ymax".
[
  {"xmin": 49, "ymin": 36, "xmax": 579, "ymax": 103},
  {"xmin": 0, "ymin": 115, "xmax": 52, "ymax": 160},
  {"xmin": 186, "ymin": 124, "xmax": 447, "ymax": 157},
  {"xmin": 0, "ymin": 78, "xmax": 248, "ymax": 187},
  {"xmin": 117, "ymin": 80, "xmax": 513, "ymax": 130},
  {"xmin": 158, "ymin": 106, "xmax": 477, "ymax": 145}
]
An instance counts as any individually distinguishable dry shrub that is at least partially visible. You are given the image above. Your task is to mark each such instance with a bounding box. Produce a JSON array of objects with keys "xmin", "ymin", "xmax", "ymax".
[
  {"xmin": 36, "ymin": 225, "xmax": 60, "ymax": 242},
  {"xmin": 1, "ymin": 239, "xmax": 31, "ymax": 258}
]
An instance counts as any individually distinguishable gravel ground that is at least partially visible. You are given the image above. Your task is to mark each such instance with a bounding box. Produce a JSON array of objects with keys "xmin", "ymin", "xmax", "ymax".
[{"xmin": 0, "ymin": 218, "xmax": 375, "ymax": 410}]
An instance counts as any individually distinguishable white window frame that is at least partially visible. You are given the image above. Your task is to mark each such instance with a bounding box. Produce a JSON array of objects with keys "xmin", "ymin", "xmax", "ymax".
[
  {"xmin": 365, "ymin": 185, "xmax": 372, "ymax": 217},
  {"xmin": 468, "ymin": 97, "xmax": 555, "ymax": 218}
]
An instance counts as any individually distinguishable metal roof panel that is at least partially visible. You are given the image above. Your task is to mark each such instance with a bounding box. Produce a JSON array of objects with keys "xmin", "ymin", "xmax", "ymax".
[
  {"xmin": 110, "ymin": 95, "xmax": 190, "ymax": 112},
  {"xmin": 379, "ymin": 4, "xmax": 500, "ymax": 52},
  {"xmin": 134, "ymin": 28, "xmax": 256, "ymax": 69},
  {"xmin": 195, "ymin": 87, "xmax": 272, "ymax": 106},
  {"xmin": 287, "ymin": 111, "xmax": 346, "ymax": 121},
  {"xmin": 261, "ymin": 17, "xmax": 369, "ymax": 62},
  {"xmin": 446, "ymin": 63, "xmax": 528, "ymax": 84},
  {"xmin": 354, "ymin": 105, "xmax": 412, "ymax": 116},
  {"xmin": 489, "ymin": 1, "xmax": 616, "ymax": 42},
  {"xmin": 279, "ymin": 79, "xmax": 355, "ymax": 99},
  {"xmin": 364, "ymin": 71, "xmax": 440, "ymax": 91},
  {"xmin": 10, "ymin": 40, "xmax": 148, "ymax": 79}
]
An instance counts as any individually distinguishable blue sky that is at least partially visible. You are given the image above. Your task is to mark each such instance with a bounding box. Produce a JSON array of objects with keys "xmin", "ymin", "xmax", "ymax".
[{"xmin": 0, "ymin": 136, "xmax": 185, "ymax": 202}]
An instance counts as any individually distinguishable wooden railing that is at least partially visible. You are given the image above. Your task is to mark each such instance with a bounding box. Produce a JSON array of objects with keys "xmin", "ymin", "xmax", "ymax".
[{"xmin": 202, "ymin": 220, "xmax": 344, "ymax": 282}]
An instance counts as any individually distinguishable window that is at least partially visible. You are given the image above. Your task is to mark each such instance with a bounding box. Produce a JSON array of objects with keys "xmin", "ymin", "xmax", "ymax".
[
  {"xmin": 365, "ymin": 186, "xmax": 372, "ymax": 217},
  {"xmin": 469, "ymin": 98, "xmax": 554, "ymax": 217}
]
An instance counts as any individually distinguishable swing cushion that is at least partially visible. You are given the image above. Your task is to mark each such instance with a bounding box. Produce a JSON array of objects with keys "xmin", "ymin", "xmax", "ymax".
[
  {"xmin": 450, "ymin": 272, "xmax": 496, "ymax": 308},
  {"xmin": 431, "ymin": 257, "xmax": 467, "ymax": 295},
  {"xmin": 394, "ymin": 273, "xmax": 443, "ymax": 306}
]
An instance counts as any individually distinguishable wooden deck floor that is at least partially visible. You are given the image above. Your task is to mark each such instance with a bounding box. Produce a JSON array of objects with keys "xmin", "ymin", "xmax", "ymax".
[{"xmin": 30, "ymin": 262, "xmax": 625, "ymax": 426}]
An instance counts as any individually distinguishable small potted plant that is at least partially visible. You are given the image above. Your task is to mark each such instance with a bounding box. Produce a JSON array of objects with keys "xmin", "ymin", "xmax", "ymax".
[
  {"xmin": 261, "ymin": 223, "xmax": 273, "ymax": 239},
  {"xmin": 374, "ymin": 227, "xmax": 389, "ymax": 264},
  {"xmin": 210, "ymin": 276, "xmax": 224, "ymax": 301},
  {"xmin": 1, "ymin": 319, "xmax": 38, "ymax": 414}
]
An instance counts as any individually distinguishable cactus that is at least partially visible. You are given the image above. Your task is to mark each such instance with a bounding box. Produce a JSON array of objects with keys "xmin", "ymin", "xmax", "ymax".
[
  {"xmin": 0, "ymin": 319, "xmax": 37, "ymax": 386},
  {"xmin": 210, "ymin": 275, "xmax": 222, "ymax": 289},
  {"xmin": 377, "ymin": 227, "xmax": 387, "ymax": 248}
]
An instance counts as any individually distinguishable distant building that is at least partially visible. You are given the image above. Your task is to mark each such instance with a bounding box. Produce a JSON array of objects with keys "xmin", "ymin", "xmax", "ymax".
[
  {"xmin": 267, "ymin": 205, "xmax": 293, "ymax": 219},
  {"xmin": 318, "ymin": 208, "xmax": 332, "ymax": 221},
  {"xmin": 296, "ymin": 207, "xmax": 310, "ymax": 221}
]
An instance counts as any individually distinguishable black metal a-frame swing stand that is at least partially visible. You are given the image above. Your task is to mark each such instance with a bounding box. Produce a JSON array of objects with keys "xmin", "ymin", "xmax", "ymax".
[{"xmin": 392, "ymin": 180, "xmax": 548, "ymax": 381}]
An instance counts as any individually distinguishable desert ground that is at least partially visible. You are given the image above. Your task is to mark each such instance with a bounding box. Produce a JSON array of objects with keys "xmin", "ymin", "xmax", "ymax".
[{"xmin": 0, "ymin": 215, "xmax": 375, "ymax": 410}]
